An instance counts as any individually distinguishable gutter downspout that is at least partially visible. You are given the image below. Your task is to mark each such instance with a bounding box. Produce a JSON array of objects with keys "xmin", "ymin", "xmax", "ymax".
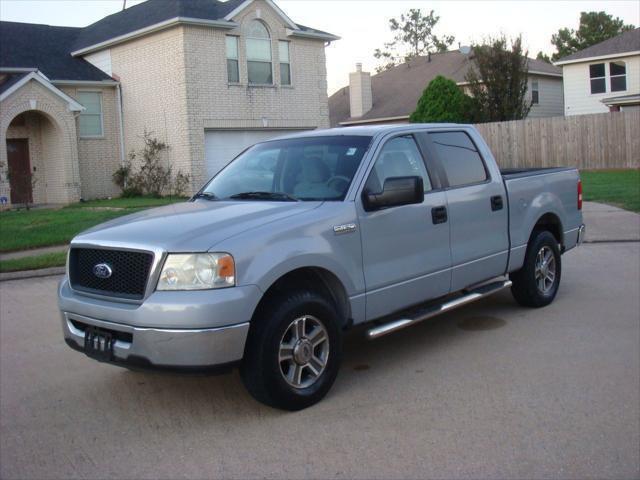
[{"xmin": 115, "ymin": 83, "xmax": 126, "ymax": 169}]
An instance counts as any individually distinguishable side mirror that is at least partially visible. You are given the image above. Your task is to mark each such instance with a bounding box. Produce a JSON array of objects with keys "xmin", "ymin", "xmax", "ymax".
[{"xmin": 362, "ymin": 176, "xmax": 424, "ymax": 212}]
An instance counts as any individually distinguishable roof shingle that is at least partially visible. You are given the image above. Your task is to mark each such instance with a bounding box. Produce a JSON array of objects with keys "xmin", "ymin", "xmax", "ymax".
[
  {"xmin": 0, "ymin": 21, "xmax": 113, "ymax": 81},
  {"xmin": 556, "ymin": 28, "xmax": 640, "ymax": 64}
]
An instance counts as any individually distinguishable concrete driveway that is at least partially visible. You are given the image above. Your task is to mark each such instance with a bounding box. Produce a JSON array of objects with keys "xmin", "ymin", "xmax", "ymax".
[{"xmin": 1, "ymin": 219, "xmax": 639, "ymax": 479}]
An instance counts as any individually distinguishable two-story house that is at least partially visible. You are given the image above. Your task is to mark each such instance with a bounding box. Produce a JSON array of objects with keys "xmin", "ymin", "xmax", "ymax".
[
  {"xmin": 0, "ymin": 0, "xmax": 338, "ymax": 206},
  {"xmin": 329, "ymin": 49, "xmax": 564, "ymax": 127},
  {"xmin": 555, "ymin": 28, "xmax": 639, "ymax": 116}
]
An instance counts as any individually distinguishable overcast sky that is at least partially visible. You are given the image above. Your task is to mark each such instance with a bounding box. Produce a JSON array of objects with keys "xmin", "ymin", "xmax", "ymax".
[{"xmin": 1, "ymin": 0, "xmax": 638, "ymax": 94}]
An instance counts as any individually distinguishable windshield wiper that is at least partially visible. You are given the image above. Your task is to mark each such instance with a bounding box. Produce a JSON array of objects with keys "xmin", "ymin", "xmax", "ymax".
[
  {"xmin": 193, "ymin": 192, "xmax": 218, "ymax": 201},
  {"xmin": 229, "ymin": 191, "xmax": 300, "ymax": 202}
]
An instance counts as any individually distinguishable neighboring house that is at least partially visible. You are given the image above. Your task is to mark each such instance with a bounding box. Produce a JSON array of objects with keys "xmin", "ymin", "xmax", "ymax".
[
  {"xmin": 0, "ymin": 0, "xmax": 338, "ymax": 206},
  {"xmin": 329, "ymin": 49, "xmax": 563, "ymax": 127},
  {"xmin": 555, "ymin": 28, "xmax": 640, "ymax": 116}
]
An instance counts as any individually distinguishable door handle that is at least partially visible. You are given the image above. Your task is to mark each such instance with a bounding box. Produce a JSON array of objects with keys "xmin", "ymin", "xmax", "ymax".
[
  {"xmin": 431, "ymin": 206, "xmax": 448, "ymax": 224},
  {"xmin": 491, "ymin": 195, "xmax": 504, "ymax": 211}
]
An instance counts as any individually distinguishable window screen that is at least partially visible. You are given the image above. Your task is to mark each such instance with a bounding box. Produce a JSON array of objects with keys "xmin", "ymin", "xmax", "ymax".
[
  {"xmin": 610, "ymin": 61, "xmax": 626, "ymax": 92},
  {"xmin": 77, "ymin": 92, "xmax": 103, "ymax": 137},
  {"xmin": 429, "ymin": 132, "xmax": 487, "ymax": 187},
  {"xmin": 226, "ymin": 36, "xmax": 239, "ymax": 83},
  {"xmin": 365, "ymin": 135, "xmax": 431, "ymax": 194},
  {"xmin": 531, "ymin": 80, "xmax": 539, "ymax": 104},
  {"xmin": 589, "ymin": 63, "xmax": 606, "ymax": 94},
  {"xmin": 279, "ymin": 41, "xmax": 291, "ymax": 85}
]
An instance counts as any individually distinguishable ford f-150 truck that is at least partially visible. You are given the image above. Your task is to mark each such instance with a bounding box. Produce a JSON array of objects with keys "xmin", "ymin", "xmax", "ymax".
[{"xmin": 59, "ymin": 124, "xmax": 585, "ymax": 410}]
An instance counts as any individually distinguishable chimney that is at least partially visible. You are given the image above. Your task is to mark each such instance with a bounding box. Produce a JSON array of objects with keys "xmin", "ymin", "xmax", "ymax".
[{"xmin": 349, "ymin": 63, "xmax": 372, "ymax": 118}]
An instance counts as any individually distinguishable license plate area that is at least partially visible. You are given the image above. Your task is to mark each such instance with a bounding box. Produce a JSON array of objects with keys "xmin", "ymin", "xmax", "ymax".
[{"xmin": 84, "ymin": 326, "xmax": 115, "ymax": 361}]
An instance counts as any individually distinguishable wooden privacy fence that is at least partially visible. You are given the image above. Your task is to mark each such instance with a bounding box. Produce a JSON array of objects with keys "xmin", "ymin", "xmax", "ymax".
[{"xmin": 474, "ymin": 110, "xmax": 640, "ymax": 170}]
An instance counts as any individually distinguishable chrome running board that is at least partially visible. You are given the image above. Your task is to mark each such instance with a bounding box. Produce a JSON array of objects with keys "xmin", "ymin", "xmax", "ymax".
[{"xmin": 366, "ymin": 279, "xmax": 513, "ymax": 340}]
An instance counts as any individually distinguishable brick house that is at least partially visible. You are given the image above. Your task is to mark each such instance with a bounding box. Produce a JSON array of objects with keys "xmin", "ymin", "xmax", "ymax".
[{"xmin": 0, "ymin": 0, "xmax": 338, "ymax": 206}]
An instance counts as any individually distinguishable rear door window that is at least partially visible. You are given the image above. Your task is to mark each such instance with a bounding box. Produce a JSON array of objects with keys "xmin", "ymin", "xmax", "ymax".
[{"xmin": 429, "ymin": 132, "xmax": 488, "ymax": 187}]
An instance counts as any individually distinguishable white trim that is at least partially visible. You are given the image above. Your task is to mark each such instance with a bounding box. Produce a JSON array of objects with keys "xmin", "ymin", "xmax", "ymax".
[
  {"xmin": 0, "ymin": 71, "xmax": 85, "ymax": 111},
  {"xmin": 554, "ymin": 50, "xmax": 640, "ymax": 66},
  {"xmin": 340, "ymin": 115, "xmax": 410, "ymax": 126},
  {"xmin": 51, "ymin": 80, "xmax": 119, "ymax": 86},
  {"xmin": 116, "ymin": 84, "xmax": 126, "ymax": 167},
  {"xmin": 71, "ymin": 17, "xmax": 237, "ymax": 56},
  {"xmin": 224, "ymin": 0, "xmax": 298, "ymax": 30},
  {"xmin": 529, "ymin": 70, "xmax": 563, "ymax": 78},
  {"xmin": 285, "ymin": 28, "xmax": 340, "ymax": 41},
  {"xmin": 601, "ymin": 95, "xmax": 640, "ymax": 106}
]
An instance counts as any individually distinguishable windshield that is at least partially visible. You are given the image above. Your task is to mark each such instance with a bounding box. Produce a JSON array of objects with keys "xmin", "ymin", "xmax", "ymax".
[{"xmin": 201, "ymin": 135, "xmax": 373, "ymax": 201}]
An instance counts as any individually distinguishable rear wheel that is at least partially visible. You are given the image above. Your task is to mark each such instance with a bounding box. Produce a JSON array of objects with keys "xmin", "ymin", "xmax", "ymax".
[
  {"xmin": 511, "ymin": 230, "xmax": 562, "ymax": 308},
  {"xmin": 240, "ymin": 290, "xmax": 342, "ymax": 410}
]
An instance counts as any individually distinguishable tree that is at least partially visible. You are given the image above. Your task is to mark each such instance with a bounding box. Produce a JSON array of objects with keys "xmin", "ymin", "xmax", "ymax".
[
  {"xmin": 374, "ymin": 9, "xmax": 455, "ymax": 72},
  {"xmin": 410, "ymin": 75, "xmax": 476, "ymax": 123},
  {"xmin": 550, "ymin": 11, "xmax": 635, "ymax": 61},
  {"xmin": 465, "ymin": 35, "xmax": 531, "ymax": 122},
  {"xmin": 536, "ymin": 51, "xmax": 552, "ymax": 63}
]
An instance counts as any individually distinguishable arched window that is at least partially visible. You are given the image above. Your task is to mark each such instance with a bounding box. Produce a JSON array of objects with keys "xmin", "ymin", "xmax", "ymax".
[{"xmin": 246, "ymin": 20, "xmax": 272, "ymax": 85}]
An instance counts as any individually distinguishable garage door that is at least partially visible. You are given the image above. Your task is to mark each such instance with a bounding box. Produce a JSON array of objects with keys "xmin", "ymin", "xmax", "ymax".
[{"xmin": 204, "ymin": 129, "xmax": 305, "ymax": 178}]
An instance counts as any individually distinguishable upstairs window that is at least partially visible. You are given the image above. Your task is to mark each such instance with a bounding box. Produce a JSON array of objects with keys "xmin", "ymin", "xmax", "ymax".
[
  {"xmin": 226, "ymin": 36, "xmax": 239, "ymax": 83},
  {"xmin": 77, "ymin": 91, "xmax": 103, "ymax": 137},
  {"xmin": 610, "ymin": 61, "xmax": 626, "ymax": 92},
  {"xmin": 589, "ymin": 63, "xmax": 606, "ymax": 94},
  {"xmin": 246, "ymin": 20, "xmax": 272, "ymax": 84},
  {"xmin": 279, "ymin": 41, "xmax": 291, "ymax": 85},
  {"xmin": 531, "ymin": 80, "xmax": 539, "ymax": 104}
]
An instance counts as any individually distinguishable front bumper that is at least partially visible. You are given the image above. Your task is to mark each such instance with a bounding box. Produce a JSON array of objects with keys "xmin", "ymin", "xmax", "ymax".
[
  {"xmin": 59, "ymin": 277, "xmax": 261, "ymax": 370},
  {"xmin": 62, "ymin": 312, "xmax": 250, "ymax": 371}
]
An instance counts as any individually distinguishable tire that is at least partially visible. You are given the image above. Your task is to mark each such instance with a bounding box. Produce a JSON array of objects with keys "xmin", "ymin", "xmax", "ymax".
[
  {"xmin": 511, "ymin": 230, "xmax": 562, "ymax": 308},
  {"xmin": 240, "ymin": 290, "xmax": 342, "ymax": 411}
]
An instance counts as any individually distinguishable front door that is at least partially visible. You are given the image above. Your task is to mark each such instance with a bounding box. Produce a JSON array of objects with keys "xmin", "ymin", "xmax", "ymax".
[
  {"xmin": 357, "ymin": 134, "xmax": 452, "ymax": 321},
  {"xmin": 6, "ymin": 139, "xmax": 33, "ymax": 205}
]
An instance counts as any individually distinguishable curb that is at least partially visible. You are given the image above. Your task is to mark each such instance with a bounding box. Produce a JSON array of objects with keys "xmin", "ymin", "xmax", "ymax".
[{"xmin": 0, "ymin": 267, "xmax": 66, "ymax": 282}]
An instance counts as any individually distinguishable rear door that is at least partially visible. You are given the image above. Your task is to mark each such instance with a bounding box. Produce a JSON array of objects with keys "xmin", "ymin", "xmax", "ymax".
[
  {"xmin": 425, "ymin": 130, "xmax": 509, "ymax": 291},
  {"xmin": 357, "ymin": 133, "xmax": 451, "ymax": 321}
]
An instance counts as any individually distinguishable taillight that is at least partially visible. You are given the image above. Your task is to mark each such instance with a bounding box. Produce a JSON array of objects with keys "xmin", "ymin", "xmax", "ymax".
[{"xmin": 577, "ymin": 179, "xmax": 583, "ymax": 210}]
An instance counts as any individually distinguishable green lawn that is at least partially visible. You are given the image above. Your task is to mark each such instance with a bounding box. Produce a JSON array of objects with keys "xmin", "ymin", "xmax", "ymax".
[
  {"xmin": 580, "ymin": 169, "xmax": 640, "ymax": 213},
  {"xmin": 0, "ymin": 196, "xmax": 186, "ymax": 253},
  {"xmin": 0, "ymin": 252, "xmax": 67, "ymax": 273}
]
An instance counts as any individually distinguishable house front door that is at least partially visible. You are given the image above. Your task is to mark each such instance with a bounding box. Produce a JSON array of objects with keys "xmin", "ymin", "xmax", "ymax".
[{"xmin": 6, "ymin": 139, "xmax": 33, "ymax": 205}]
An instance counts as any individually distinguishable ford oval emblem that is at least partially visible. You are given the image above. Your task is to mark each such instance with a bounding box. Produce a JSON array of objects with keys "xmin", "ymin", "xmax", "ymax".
[{"xmin": 93, "ymin": 263, "xmax": 113, "ymax": 279}]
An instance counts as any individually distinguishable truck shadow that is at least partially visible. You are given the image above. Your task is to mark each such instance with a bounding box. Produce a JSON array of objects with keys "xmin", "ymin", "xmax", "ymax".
[{"xmin": 97, "ymin": 293, "xmax": 516, "ymax": 420}]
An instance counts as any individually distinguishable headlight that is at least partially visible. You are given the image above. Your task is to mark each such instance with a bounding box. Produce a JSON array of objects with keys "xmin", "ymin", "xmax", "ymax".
[{"xmin": 157, "ymin": 253, "xmax": 235, "ymax": 291}]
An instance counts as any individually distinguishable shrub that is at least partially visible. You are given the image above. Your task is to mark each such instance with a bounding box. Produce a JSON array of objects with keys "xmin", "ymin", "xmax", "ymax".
[
  {"xmin": 113, "ymin": 130, "xmax": 189, "ymax": 198},
  {"xmin": 410, "ymin": 75, "xmax": 477, "ymax": 123}
]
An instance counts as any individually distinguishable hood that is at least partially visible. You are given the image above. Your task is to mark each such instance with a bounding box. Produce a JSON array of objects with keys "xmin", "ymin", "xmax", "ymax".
[{"xmin": 72, "ymin": 200, "xmax": 322, "ymax": 252}]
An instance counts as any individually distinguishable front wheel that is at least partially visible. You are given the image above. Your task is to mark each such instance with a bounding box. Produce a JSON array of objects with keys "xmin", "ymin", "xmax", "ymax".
[
  {"xmin": 240, "ymin": 290, "xmax": 342, "ymax": 410},
  {"xmin": 511, "ymin": 230, "xmax": 562, "ymax": 308}
]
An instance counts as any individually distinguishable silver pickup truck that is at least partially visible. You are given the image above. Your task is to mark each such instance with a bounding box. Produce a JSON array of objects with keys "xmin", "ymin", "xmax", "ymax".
[{"xmin": 59, "ymin": 124, "xmax": 585, "ymax": 410}]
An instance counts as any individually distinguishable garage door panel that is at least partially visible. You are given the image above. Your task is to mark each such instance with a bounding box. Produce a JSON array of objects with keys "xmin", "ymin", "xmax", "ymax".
[{"xmin": 205, "ymin": 130, "xmax": 304, "ymax": 179}]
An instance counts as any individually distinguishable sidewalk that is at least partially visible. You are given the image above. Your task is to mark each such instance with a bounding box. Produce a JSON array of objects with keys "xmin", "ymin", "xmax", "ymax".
[{"xmin": 582, "ymin": 201, "xmax": 640, "ymax": 242}]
